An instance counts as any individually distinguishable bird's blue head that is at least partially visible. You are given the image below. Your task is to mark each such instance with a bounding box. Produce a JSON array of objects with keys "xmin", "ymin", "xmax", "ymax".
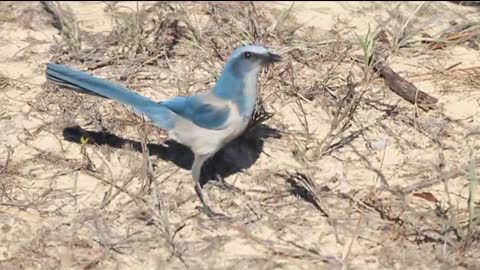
[
  {"xmin": 224, "ymin": 45, "xmax": 282, "ymax": 77},
  {"xmin": 212, "ymin": 45, "xmax": 281, "ymax": 117}
]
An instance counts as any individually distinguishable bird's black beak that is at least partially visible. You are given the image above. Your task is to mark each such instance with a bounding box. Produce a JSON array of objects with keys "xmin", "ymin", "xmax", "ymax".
[
  {"xmin": 261, "ymin": 52, "xmax": 282, "ymax": 64},
  {"xmin": 267, "ymin": 52, "xmax": 282, "ymax": 63}
]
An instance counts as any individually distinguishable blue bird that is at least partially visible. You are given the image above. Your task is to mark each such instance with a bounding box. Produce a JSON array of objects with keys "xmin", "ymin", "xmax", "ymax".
[{"xmin": 46, "ymin": 45, "xmax": 282, "ymax": 218}]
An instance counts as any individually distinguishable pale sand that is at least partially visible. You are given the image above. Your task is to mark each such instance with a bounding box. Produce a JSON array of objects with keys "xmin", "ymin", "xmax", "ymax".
[{"xmin": 1, "ymin": 1, "xmax": 479, "ymax": 269}]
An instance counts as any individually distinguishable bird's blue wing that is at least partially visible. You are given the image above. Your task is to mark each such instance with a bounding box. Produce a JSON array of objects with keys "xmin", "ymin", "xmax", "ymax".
[{"xmin": 160, "ymin": 95, "xmax": 230, "ymax": 130}]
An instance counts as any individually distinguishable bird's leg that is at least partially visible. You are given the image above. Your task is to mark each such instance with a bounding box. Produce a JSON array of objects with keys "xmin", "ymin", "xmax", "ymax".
[
  {"xmin": 192, "ymin": 154, "xmax": 227, "ymax": 219},
  {"xmin": 210, "ymin": 173, "xmax": 241, "ymax": 192},
  {"xmin": 205, "ymin": 155, "xmax": 240, "ymax": 192}
]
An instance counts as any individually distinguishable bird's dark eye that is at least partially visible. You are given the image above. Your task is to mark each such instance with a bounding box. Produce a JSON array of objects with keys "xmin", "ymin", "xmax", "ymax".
[{"xmin": 244, "ymin": 52, "xmax": 252, "ymax": 59}]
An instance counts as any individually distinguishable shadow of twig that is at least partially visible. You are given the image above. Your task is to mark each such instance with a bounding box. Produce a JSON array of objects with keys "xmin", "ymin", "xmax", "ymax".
[{"xmin": 278, "ymin": 171, "xmax": 329, "ymax": 217}]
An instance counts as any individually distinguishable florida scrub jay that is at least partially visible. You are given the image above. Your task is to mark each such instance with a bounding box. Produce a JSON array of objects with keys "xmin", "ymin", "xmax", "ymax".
[{"xmin": 46, "ymin": 45, "xmax": 282, "ymax": 218}]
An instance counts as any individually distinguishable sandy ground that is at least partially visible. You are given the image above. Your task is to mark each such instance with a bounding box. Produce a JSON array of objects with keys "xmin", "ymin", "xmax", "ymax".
[{"xmin": 1, "ymin": 1, "xmax": 479, "ymax": 270}]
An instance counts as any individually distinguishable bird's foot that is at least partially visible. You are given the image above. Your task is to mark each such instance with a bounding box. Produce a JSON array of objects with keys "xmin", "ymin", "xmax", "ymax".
[
  {"xmin": 194, "ymin": 183, "xmax": 230, "ymax": 220},
  {"xmin": 196, "ymin": 205, "xmax": 230, "ymax": 220},
  {"xmin": 209, "ymin": 173, "xmax": 241, "ymax": 192}
]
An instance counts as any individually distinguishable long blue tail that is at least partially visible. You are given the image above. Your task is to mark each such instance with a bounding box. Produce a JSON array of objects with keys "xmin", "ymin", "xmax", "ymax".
[{"xmin": 46, "ymin": 63, "xmax": 174, "ymax": 130}]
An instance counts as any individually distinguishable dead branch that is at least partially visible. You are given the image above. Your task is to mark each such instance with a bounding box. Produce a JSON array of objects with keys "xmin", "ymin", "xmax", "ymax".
[{"xmin": 372, "ymin": 52, "xmax": 438, "ymax": 112}]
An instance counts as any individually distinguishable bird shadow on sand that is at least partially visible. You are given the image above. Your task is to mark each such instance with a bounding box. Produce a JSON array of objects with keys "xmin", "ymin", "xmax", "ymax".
[{"xmin": 62, "ymin": 123, "xmax": 281, "ymax": 186}]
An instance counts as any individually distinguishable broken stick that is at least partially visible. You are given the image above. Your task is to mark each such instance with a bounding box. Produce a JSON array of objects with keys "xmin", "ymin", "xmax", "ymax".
[{"xmin": 372, "ymin": 52, "xmax": 438, "ymax": 112}]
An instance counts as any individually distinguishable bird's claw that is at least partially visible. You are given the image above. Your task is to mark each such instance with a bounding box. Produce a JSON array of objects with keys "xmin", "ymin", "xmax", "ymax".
[
  {"xmin": 209, "ymin": 173, "xmax": 241, "ymax": 192},
  {"xmin": 196, "ymin": 205, "xmax": 230, "ymax": 220}
]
